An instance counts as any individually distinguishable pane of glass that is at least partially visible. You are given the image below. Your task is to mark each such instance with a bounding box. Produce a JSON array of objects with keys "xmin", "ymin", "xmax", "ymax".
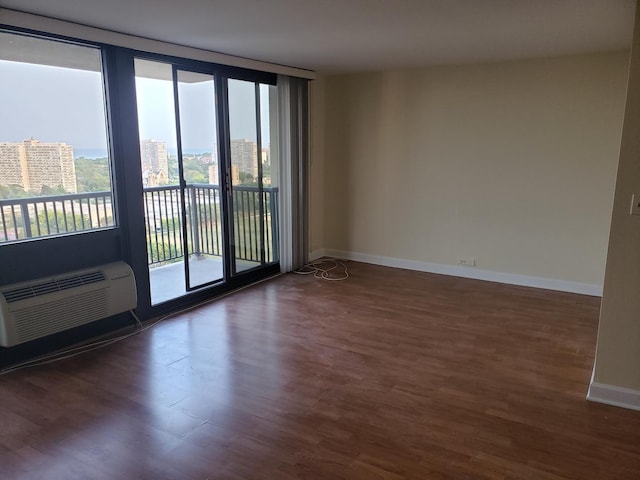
[
  {"xmin": 228, "ymin": 79, "xmax": 262, "ymax": 273},
  {"xmin": 0, "ymin": 31, "xmax": 115, "ymax": 243},
  {"xmin": 176, "ymin": 70, "xmax": 223, "ymax": 289},
  {"xmin": 260, "ymin": 84, "xmax": 279, "ymax": 264},
  {"xmin": 134, "ymin": 59, "xmax": 183, "ymax": 305}
]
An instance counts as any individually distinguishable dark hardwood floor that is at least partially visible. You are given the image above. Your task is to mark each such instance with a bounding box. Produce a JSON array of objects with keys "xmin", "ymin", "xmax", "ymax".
[{"xmin": 1, "ymin": 261, "xmax": 639, "ymax": 479}]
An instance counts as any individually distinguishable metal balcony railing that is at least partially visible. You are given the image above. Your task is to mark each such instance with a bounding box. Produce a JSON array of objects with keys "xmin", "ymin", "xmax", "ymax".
[
  {"xmin": 0, "ymin": 184, "xmax": 279, "ymax": 265},
  {"xmin": 0, "ymin": 191, "xmax": 114, "ymax": 242},
  {"xmin": 144, "ymin": 184, "xmax": 279, "ymax": 265}
]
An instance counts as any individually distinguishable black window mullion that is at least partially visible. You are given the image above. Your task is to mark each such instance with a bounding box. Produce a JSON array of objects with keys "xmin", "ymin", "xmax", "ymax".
[
  {"xmin": 255, "ymin": 83, "xmax": 266, "ymax": 265},
  {"xmin": 216, "ymin": 75, "xmax": 234, "ymax": 278},
  {"xmin": 172, "ymin": 66, "xmax": 192, "ymax": 290}
]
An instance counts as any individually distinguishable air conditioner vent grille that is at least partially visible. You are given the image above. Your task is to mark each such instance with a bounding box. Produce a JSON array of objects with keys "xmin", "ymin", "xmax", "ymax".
[
  {"xmin": 1, "ymin": 271, "xmax": 106, "ymax": 303},
  {"xmin": 14, "ymin": 289, "xmax": 109, "ymax": 343}
]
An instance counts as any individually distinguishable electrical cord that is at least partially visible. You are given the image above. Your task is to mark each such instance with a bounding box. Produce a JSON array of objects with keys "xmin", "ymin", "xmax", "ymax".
[
  {"xmin": 294, "ymin": 257, "xmax": 350, "ymax": 281},
  {"xmin": 0, "ymin": 272, "xmax": 282, "ymax": 376},
  {"xmin": 0, "ymin": 319, "xmax": 143, "ymax": 376}
]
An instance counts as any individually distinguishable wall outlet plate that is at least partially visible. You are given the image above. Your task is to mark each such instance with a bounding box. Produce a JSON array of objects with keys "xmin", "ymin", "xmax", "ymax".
[{"xmin": 458, "ymin": 257, "xmax": 476, "ymax": 267}]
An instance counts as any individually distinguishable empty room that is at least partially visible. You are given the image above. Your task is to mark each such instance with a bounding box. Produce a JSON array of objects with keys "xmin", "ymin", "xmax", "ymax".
[{"xmin": 1, "ymin": 1, "xmax": 640, "ymax": 479}]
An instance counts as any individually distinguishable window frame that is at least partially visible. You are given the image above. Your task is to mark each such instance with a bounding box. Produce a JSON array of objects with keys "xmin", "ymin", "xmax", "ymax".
[{"xmin": 0, "ymin": 27, "xmax": 119, "ymax": 244}]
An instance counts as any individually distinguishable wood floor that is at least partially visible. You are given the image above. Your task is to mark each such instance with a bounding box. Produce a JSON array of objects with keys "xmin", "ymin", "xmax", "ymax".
[{"xmin": 1, "ymin": 261, "xmax": 639, "ymax": 479}]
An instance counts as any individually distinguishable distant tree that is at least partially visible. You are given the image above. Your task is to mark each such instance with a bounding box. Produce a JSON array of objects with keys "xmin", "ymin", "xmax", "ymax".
[
  {"xmin": 34, "ymin": 209, "xmax": 90, "ymax": 234},
  {"xmin": 262, "ymin": 163, "xmax": 271, "ymax": 179},
  {"xmin": 168, "ymin": 156, "xmax": 179, "ymax": 183},
  {"xmin": 146, "ymin": 232, "xmax": 183, "ymax": 264},
  {"xmin": 238, "ymin": 172, "xmax": 256, "ymax": 185},
  {"xmin": 75, "ymin": 157, "xmax": 111, "ymax": 192},
  {"xmin": 184, "ymin": 169, "xmax": 206, "ymax": 183},
  {"xmin": 0, "ymin": 184, "xmax": 29, "ymax": 199},
  {"xmin": 39, "ymin": 185, "xmax": 67, "ymax": 196},
  {"xmin": 164, "ymin": 217, "xmax": 181, "ymax": 231},
  {"xmin": 182, "ymin": 157, "xmax": 208, "ymax": 184}
]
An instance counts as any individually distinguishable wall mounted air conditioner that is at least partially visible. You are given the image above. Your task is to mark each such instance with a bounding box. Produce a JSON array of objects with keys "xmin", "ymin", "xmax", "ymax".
[{"xmin": 0, "ymin": 261, "xmax": 137, "ymax": 347}]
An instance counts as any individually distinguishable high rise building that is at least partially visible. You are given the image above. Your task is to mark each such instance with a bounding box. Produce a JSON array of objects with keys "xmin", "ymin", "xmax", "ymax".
[
  {"xmin": 230, "ymin": 139, "xmax": 258, "ymax": 181},
  {"xmin": 0, "ymin": 139, "xmax": 77, "ymax": 193},
  {"xmin": 140, "ymin": 139, "xmax": 169, "ymax": 186},
  {"xmin": 261, "ymin": 146, "xmax": 271, "ymax": 185},
  {"xmin": 208, "ymin": 164, "xmax": 218, "ymax": 185},
  {"xmin": 231, "ymin": 165, "xmax": 240, "ymax": 185},
  {"xmin": 0, "ymin": 143, "xmax": 29, "ymax": 189},
  {"xmin": 208, "ymin": 163, "xmax": 240, "ymax": 186},
  {"xmin": 23, "ymin": 140, "xmax": 77, "ymax": 193},
  {"xmin": 208, "ymin": 164, "xmax": 219, "ymax": 185}
]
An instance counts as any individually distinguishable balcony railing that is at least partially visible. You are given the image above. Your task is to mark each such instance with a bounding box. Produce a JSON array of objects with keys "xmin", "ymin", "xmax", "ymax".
[
  {"xmin": 0, "ymin": 191, "xmax": 114, "ymax": 242},
  {"xmin": 0, "ymin": 184, "xmax": 278, "ymax": 265},
  {"xmin": 144, "ymin": 184, "xmax": 278, "ymax": 265}
]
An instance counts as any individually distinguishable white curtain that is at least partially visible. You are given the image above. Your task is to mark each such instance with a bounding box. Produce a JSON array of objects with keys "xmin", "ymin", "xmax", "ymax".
[{"xmin": 276, "ymin": 75, "xmax": 309, "ymax": 272}]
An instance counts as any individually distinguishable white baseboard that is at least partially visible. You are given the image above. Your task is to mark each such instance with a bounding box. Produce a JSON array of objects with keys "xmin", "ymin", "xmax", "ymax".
[
  {"xmin": 321, "ymin": 249, "xmax": 602, "ymax": 296},
  {"xmin": 587, "ymin": 382, "xmax": 640, "ymax": 411}
]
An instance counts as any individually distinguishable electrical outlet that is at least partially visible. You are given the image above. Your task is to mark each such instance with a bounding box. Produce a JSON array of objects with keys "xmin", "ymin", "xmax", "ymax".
[
  {"xmin": 458, "ymin": 257, "xmax": 476, "ymax": 267},
  {"xmin": 631, "ymin": 194, "xmax": 640, "ymax": 215}
]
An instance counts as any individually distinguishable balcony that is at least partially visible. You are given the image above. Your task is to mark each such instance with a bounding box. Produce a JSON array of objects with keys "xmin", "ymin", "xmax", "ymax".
[{"xmin": 0, "ymin": 184, "xmax": 278, "ymax": 302}]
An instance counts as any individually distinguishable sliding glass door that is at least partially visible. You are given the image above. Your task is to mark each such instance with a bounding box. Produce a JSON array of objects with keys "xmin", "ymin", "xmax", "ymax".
[
  {"xmin": 228, "ymin": 79, "xmax": 278, "ymax": 275},
  {"xmin": 175, "ymin": 69, "xmax": 224, "ymax": 290},
  {"xmin": 134, "ymin": 58, "xmax": 278, "ymax": 305}
]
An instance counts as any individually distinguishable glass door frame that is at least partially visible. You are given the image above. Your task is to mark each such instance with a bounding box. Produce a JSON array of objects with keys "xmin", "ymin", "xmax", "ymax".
[
  {"xmin": 227, "ymin": 80, "xmax": 264, "ymax": 276},
  {"xmin": 171, "ymin": 65, "xmax": 228, "ymax": 292},
  {"xmin": 122, "ymin": 49, "xmax": 279, "ymax": 318}
]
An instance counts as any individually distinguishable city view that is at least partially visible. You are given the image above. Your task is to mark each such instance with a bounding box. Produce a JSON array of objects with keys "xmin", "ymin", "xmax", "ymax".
[
  {"xmin": 0, "ymin": 136, "xmax": 271, "ymax": 249},
  {"xmin": 0, "ymin": 137, "xmax": 270, "ymax": 199}
]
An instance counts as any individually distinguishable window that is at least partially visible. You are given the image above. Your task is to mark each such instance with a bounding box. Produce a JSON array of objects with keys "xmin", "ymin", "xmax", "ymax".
[{"xmin": 0, "ymin": 31, "xmax": 115, "ymax": 243}]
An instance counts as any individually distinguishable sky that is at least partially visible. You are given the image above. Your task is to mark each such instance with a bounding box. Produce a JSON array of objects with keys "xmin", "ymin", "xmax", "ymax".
[
  {"xmin": 0, "ymin": 59, "xmax": 272, "ymax": 155},
  {"xmin": 136, "ymin": 75, "xmax": 271, "ymax": 152},
  {"xmin": 0, "ymin": 60, "xmax": 109, "ymax": 150}
]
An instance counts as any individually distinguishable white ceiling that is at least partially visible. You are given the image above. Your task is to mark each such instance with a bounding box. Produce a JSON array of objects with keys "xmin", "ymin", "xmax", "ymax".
[{"xmin": 1, "ymin": 0, "xmax": 636, "ymax": 73}]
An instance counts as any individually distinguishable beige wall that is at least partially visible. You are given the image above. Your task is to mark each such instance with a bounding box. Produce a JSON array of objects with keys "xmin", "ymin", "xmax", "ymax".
[
  {"xmin": 594, "ymin": 4, "xmax": 640, "ymax": 390},
  {"xmin": 319, "ymin": 52, "xmax": 629, "ymax": 286}
]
